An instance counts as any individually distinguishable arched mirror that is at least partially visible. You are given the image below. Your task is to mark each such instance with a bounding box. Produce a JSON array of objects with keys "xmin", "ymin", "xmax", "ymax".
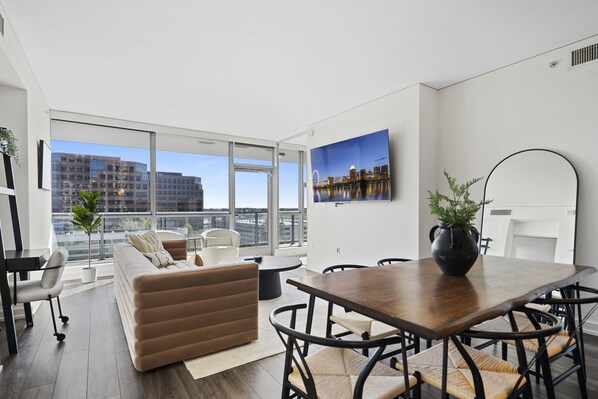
[{"xmin": 480, "ymin": 149, "xmax": 578, "ymax": 264}]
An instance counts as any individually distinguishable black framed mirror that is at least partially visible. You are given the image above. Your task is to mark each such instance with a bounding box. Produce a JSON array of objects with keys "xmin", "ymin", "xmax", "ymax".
[{"xmin": 480, "ymin": 149, "xmax": 578, "ymax": 264}]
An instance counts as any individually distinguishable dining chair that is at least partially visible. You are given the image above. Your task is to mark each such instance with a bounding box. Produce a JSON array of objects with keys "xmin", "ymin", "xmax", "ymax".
[
  {"xmin": 322, "ymin": 264, "xmax": 420, "ymax": 357},
  {"xmin": 474, "ymin": 285, "xmax": 598, "ymax": 399},
  {"xmin": 376, "ymin": 257, "xmax": 411, "ymax": 266},
  {"xmin": 393, "ymin": 307, "xmax": 562, "ymax": 399},
  {"xmin": 270, "ymin": 303, "xmax": 422, "ymax": 399},
  {"xmin": 9, "ymin": 248, "xmax": 70, "ymax": 342}
]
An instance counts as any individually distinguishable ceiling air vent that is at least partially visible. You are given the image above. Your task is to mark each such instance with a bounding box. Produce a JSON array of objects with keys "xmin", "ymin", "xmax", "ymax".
[
  {"xmin": 490, "ymin": 209, "xmax": 512, "ymax": 216},
  {"xmin": 571, "ymin": 42, "xmax": 598, "ymax": 67}
]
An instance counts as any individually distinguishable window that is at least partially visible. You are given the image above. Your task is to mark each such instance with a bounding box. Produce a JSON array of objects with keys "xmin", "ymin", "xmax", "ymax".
[
  {"xmin": 279, "ymin": 149, "xmax": 299, "ymax": 246},
  {"xmin": 50, "ymin": 119, "xmax": 309, "ymax": 263},
  {"xmin": 51, "ymin": 120, "xmax": 151, "ymax": 261},
  {"xmin": 234, "ymin": 144, "xmax": 273, "ymax": 166},
  {"xmin": 278, "ymin": 149, "xmax": 306, "ymax": 247},
  {"xmin": 155, "ymin": 135, "xmax": 229, "ymax": 235},
  {"xmin": 156, "ymin": 135, "xmax": 229, "ymax": 213}
]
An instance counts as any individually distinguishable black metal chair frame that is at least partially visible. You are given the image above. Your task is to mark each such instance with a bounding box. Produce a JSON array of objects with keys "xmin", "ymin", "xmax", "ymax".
[
  {"xmin": 376, "ymin": 258, "xmax": 412, "ymax": 266},
  {"xmin": 270, "ymin": 303, "xmax": 422, "ymax": 399},
  {"xmin": 322, "ymin": 264, "xmax": 420, "ymax": 358},
  {"xmin": 479, "ymin": 237, "xmax": 493, "ymax": 255},
  {"xmin": 524, "ymin": 285, "xmax": 598, "ymax": 399},
  {"xmin": 12, "ymin": 265, "xmax": 69, "ymax": 342},
  {"xmin": 448, "ymin": 307, "xmax": 562, "ymax": 399}
]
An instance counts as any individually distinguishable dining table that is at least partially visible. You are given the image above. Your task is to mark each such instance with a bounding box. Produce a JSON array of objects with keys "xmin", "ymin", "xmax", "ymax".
[{"xmin": 286, "ymin": 255, "xmax": 596, "ymax": 396}]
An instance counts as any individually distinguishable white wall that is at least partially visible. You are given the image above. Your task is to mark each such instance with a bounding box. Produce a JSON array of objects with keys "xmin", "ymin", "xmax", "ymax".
[
  {"xmin": 0, "ymin": 85, "xmax": 27, "ymax": 250},
  {"xmin": 438, "ymin": 35, "xmax": 598, "ymax": 333},
  {"xmin": 418, "ymin": 85, "xmax": 439, "ymax": 257},
  {"xmin": 306, "ymin": 84, "xmax": 438, "ymax": 271},
  {"xmin": 0, "ymin": 3, "xmax": 51, "ymax": 250}
]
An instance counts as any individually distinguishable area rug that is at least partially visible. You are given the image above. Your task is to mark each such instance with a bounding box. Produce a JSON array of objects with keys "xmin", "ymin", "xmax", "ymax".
[{"xmin": 184, "ymin": 278, "xmax": 330, "ymax": 379}]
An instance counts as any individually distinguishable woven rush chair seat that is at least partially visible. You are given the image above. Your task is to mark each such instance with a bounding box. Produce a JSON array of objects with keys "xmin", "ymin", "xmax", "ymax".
[
  {"xmin": 322, "ymin": 264, "xmax": 419, "ymax": 357},
  {"xmin": 394, "ymin": 341, "xmax": 526, "ymax": 399},
  {"xmin": 329, "ymin": 311, "xmax": 401, "ymax": 340},
  {"xmin": 271, "ymin": 303, "xmax": 421, "ymax": 399},
  {"xmin": 472, "ymin": 313, "xmax": 573, "ymax": 357},
  {"xmin": 289, "ymin": 346, "xmax": 417, "ymax": 399}
]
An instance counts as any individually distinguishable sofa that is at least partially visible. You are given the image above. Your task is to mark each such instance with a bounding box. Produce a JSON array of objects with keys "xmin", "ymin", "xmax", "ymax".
[{"xmin": 113, "ymin": 242, "xmax": 259, "ymax": 371}]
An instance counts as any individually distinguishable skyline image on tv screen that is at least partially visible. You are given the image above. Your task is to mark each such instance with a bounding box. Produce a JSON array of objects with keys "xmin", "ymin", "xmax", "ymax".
[{"xmin": 310, "ymin": 129, "xmax": 391, "ymax": 203}]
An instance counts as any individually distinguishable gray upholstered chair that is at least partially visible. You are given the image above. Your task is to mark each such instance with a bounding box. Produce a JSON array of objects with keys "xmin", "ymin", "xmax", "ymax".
[
  {"xmin": 199, "ymin": 229, "xmax": 240, "ymax": 265},
  {"xmin": 9, "ymin": 247, "xmax": 69, "ymax": 341}
]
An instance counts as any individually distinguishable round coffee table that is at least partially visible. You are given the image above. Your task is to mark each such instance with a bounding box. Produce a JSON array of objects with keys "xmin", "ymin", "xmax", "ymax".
[{"xmin": 219, "ymin": 256, "xmax": 302, "ymax": 300}]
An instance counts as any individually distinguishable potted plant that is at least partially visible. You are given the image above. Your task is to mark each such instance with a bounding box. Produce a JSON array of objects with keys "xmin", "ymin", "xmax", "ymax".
[
  {"xmin": 0, "ymin": 127, "xmax": 20, "ymax": 166},
  {"xmin": 428, "ymin": 171, "xmax": 491, "ymax": 276},
  {"xmin": 71, "ymin": 191, "xmax": 103, "ymax": 283}
]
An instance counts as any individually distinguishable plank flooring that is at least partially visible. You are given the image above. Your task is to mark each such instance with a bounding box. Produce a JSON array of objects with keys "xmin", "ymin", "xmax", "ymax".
[{"xmin": 1, "ymin": 279, "xmax": 597, "ymax": 398}]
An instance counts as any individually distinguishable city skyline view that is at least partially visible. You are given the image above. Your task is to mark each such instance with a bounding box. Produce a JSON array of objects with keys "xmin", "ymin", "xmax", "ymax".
[
  {"xmin": 310, "ymin": 130, "xmax": 391, "ymax": 202},
  {"xmin": 52, "ymin": 140, "xmax": 302, "ymax": 209},
  {"xmin": 310, "ymin": 129, "xmax": 390, "ymax": 181}
]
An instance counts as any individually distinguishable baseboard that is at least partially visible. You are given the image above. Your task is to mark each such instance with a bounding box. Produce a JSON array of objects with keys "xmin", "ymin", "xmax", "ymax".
[{"xmin": 0, "ymin": 301, "xmax": 41, "ymax": 322}]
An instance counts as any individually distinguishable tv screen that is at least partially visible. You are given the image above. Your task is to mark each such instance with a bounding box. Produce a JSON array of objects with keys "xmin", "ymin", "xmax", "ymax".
[{"xmin": 310, "ymin": 129, "xmax": 391, "ymax": 203}]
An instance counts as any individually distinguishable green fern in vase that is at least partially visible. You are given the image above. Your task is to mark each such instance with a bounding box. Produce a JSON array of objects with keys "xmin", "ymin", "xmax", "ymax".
[{"xmin": 428, "ymin": 170, "xmax": 492, "ymax": 233}]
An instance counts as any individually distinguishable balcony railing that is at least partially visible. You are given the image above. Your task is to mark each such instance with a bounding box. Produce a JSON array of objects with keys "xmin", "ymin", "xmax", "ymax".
[
  {"xmin": 278, "ymin": 211, "xmax": 307, "ymax": 247},
  {"xmin": 52, "ymin": 210, "xmax": 307, "ymax": 262},
  {"xmin": 235, "ymin": 211, "xmax": 268, "ymax": 247},
  {"xmin": 52, "ymin": 212, "xmax": 230, "ymax": 262}
]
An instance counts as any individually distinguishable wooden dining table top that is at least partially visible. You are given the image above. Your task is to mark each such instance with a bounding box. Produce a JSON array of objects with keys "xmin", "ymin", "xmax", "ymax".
[{"xmin": 286, "ymin": 255, "xmax": 596, "ymax": 340}]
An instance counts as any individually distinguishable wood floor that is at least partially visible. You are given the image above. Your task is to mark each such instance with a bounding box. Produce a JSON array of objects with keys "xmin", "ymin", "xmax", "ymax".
[{"xmin": 1, "ymin": 280, "xmax": 597, "ymax": 398}]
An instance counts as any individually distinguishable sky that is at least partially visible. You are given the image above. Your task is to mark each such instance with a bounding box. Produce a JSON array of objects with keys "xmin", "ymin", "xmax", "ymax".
[
  {"xmin": 310, "ymin": 129, "xmax": 390, "ymax": 182},
  {"xmin": 52, "ymin": 140, "xmax": 301, "ymax": 209}
]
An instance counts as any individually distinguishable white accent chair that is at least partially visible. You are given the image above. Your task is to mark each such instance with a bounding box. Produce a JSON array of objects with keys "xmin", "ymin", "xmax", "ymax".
[
  {"xmin": 155, "ymin": 230, "xmax": 186, "ymax": 240},
  {"xmin": 199, "ymin": 229, "xmax": 241, "ymax": 266},
  {"xmin": 9, "ymin": 248, "xmax": 69, "ymax": 342}
]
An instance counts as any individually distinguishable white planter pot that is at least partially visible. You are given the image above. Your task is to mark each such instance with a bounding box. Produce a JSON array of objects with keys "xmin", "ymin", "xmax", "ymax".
[{"xmin": 81, "ymin": 267, "xmax": 97, "ymax": 283}]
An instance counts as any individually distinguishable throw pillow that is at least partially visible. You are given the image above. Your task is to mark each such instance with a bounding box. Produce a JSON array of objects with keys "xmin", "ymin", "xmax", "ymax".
[
  {"xmin": 143, "ymin": 250, "xmax": 175, "ymax": 268},
  {"xmin": 206, "ymin": 236, "xmax": 232, "ymax": 247},
  {"xmin": 128, "ymin": 231, "xmax": 164, "ymax": 253}
]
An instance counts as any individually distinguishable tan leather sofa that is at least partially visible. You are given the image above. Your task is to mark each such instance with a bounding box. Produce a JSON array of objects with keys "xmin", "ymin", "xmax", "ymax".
[{"xmin": 113, "ymin": 242, "xmax": 259, "ymax": 371}]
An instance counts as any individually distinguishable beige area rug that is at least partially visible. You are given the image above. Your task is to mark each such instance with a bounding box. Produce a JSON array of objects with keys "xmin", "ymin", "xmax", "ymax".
[{"xmin": 184, "ymin": 272, "xmax": 330, "ymax": 379}]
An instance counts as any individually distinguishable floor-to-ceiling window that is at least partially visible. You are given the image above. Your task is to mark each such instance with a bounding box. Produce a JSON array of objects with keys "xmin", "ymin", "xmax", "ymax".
[
  {"xmin": 155, "ymin": 135, "xmax": 230, "ymax": 236},
  {"xmin": 51, "ymin": 120, "xmax": 307, "ymax": 263},
  {"xmin": 233, "ymin": 144, "xmax": 274, "ymax": 249},
  {"xmin": 51, "ymin": 120, "xmax": 152, "ymax": 261},
  {"xmin": 278, "ymin": 149, "xmax": 305, "ymax": 247}
]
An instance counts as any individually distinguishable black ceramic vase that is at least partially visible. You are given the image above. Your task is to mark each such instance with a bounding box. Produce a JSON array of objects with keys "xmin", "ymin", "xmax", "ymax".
[{"xmin": 429, "ymin": 224, "xmax": 479, "ymax": 276}]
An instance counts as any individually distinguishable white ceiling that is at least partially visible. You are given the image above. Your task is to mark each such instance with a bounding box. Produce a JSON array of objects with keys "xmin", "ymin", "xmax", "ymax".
[{"xmin": 2, "ymin": 1, "xmax": 598, "ymax": 142}]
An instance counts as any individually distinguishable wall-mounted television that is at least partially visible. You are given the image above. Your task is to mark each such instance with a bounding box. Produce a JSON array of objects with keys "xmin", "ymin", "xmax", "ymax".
[{"xmin": 310, "ymin": 129, "xmax": 391, "ymax": 203}]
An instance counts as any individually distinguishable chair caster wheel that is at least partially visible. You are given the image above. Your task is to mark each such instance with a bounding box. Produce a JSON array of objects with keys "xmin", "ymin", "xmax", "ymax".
[
  {"xmin": 60, "ymin": 316, "xmax": 69, "ymax": 324},
  {"xmin": 55, "ymin": 333, "xmax": 66, "ymax": 342}
]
